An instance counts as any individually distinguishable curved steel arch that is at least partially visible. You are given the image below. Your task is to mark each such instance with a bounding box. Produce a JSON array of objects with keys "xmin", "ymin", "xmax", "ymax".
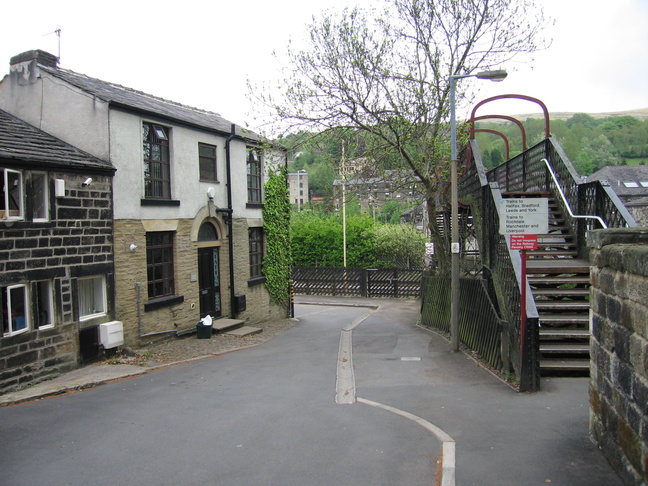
[
  {"xmin": 471, "ymin": 114, "xmax": 527, "ymax": 151},
  {"xmin": 470, "ymin": 94, "xmax": 551, "ymax": 139},
  {"xmin": 474, "ymin": 128, "xmax": 510, "ymax": 160}
]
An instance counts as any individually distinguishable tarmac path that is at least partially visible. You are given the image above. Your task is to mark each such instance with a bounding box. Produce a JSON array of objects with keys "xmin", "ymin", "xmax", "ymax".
[
  {"xmin": 0, "ymin": 301, "xmax": 441, "ymax": 486},
  {"xmin": 0, "ymin": 298, "xmax": 623, "ymax": 485}
]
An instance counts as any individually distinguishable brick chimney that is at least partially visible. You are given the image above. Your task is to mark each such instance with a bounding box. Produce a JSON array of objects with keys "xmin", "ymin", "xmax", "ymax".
[{"xmin": 9, "ymin": 50, "xmax": 58, "ymax": 85}]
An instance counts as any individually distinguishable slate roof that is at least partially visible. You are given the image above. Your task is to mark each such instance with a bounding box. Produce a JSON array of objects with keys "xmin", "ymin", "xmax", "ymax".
[
  {"xmin": 39, "ymin": 64, "xmax": 256, "ymax": 140},
  {"xmin": 586, "ymin": 165, "xmax": 648, "ymax": 198},
  {"xmin": 0, "ymin": 109, "xmax": 114, "ymax": 171}
]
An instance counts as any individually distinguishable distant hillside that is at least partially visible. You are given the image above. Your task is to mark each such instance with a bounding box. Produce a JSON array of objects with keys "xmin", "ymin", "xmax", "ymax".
[{"xmin": 510, "ymin": 107, "xmax": 648, "ymax": 122}]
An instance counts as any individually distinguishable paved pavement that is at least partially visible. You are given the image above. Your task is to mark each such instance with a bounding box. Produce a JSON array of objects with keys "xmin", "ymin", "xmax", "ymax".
[{"xmin": 0, "ymin": 296, "xmax": 622, "ymax": 485}]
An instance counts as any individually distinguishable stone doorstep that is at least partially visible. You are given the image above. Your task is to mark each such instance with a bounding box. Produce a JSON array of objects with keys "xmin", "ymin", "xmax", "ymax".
[
  {"xmin": 211, "ymin": 318, "xmax": 244, "ymax": 334},
  {"xmin": 224, "ymin": 326, "xmax": 263, "ymax": 337}
]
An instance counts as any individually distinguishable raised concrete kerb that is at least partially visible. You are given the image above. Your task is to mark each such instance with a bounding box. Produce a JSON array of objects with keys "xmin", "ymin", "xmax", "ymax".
[
  {"xmin": 334, "ymin": 304, "xmax": 456, "ymax": 486},
  {"xmin": 357, "ymin": 398, "xmax": 456, "ymax": 486},
  {"xmin": 335, "ymin": 307, "xmax": 376, "ymax": 405}
]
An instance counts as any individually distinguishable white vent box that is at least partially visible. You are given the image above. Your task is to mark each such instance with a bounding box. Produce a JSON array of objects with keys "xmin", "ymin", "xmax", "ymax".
[
  {"xmin": 99, "ymin": 321, "xmax": 124, "ymax": 349},
  {"xmin": 54, "ymin": 179, "xmax": 66, "ymax": 197}
]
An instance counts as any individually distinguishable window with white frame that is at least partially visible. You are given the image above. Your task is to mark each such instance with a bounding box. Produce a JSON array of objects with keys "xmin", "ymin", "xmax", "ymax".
[
  {"xmin": 249, "ymin": 227, "xmax": 264, "ymax": 279},
  {"xmin": 78, "ymin": 276, "xmax": 106, "ymax": 321},
  {"xmin": 34, "ymin": 280, "xmax": 53, "ymax": 329},
  {"xmin": 31, "ymin": 172, "xmax": 49, "ymax": 221},
  {"xmin": 199, "ymin": 143, "xmax": 218, "ymax": 182},
  {"xmin": 143, "ymin": 122, "xmax": 171, "ymax": 199},
  {"xmin": 146, "ymin": 232, "xmax": 175, "ymax": 299},
  {"xmin": 1, "ymin": 169, "xmax": 23, "ymax": 220},
  {"xmin": 247, "ymin": 148, "xmax": 262, "ymax": 203},
  {"xmin": 2, "ymin": 284, "xmax": 29, "ymax": 337}
]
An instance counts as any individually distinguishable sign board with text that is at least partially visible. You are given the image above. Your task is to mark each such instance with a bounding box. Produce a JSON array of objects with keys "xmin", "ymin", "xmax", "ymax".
[
  {"xmin": 510, "ymin": 234, "xmax": 538, "ymax": 250},
  {"xmin": 499, "ymin": 198, "xmax": 549, "ymax": 235}
]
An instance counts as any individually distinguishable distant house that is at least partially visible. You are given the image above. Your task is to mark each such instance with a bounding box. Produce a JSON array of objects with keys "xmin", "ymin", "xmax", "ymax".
[
  {"xmin": 586, "ymin": 165, "xmax": 648, "ymax": 226},
  {"xmin": 0, "ymin": 50, "xmax": 287, "ymax": 355},
  {"xmin": 288, "ymin": 171, "xmax": 309, "ymax": 208},
  {"xmin": 333, "ymin": 169, "xmax": 423, "ymax": 217},
  {"xmin": 0, "ymin": 108, "xmax": 115, "ymax": 392}
]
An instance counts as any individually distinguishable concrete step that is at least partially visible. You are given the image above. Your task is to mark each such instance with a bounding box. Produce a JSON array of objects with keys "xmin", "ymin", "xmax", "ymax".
[
  {"xmin": 540, "ymin": 343, "xmax": 590, "ymax": 354},
  {"xmin": 225, "ymin": 326, "xmax": 262, "ymax": 337},
  {"xmin": 539, "ymin": 328, "xmax": 590, "ymax": 339},
  {"xmin": 540, "ymin": 359, "xmax": 590, "ymax": 371},
  {"xmin": 532, "ymin": 288, "xmax": 590, "ymax": 297},
  {"xmin": 536, "ymin": 301, "xmax": 591, "ymax": 311},
  {"xmin": 212, "ymin": 318, "xmax": 245, "ymax": 334},
  {"xmin": 527, "ymin": 276, "xmax": 590, "ymax": 285}
]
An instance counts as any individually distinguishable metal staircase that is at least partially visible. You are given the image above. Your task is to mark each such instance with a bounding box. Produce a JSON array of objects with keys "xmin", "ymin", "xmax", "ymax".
[
  {"xmin": 457, "ymin": 137, "xmax": 637, "ymax": 391},
  {"xmin": 504, "ymin": 192, "xmax": 592, "ymax": 373}
]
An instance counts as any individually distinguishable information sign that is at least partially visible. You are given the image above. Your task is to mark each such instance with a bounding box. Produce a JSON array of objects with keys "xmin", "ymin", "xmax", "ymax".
[{"xmin": 499, "ymin": 198, "xmax": 549, "ymax": 235}]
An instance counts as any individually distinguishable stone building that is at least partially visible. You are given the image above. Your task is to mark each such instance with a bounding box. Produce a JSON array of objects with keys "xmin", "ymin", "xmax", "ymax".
[
  {"xmin": 332, "ymin": 169, "xmax": 423, "ymax": 217},
  {"xmin": 586, "ymin": 165, "xmax": 648, "ymax": 226},
  {"xmin": 0, "ymin": 108, "xmax": 116, "ymax": 391},
  {"xmin": 288, "ymin": 170, "xmax": 309, "ymax": 208},
  {"xmin": 0, "ymin": 50, "xmax": 287, "ymax": 356}
]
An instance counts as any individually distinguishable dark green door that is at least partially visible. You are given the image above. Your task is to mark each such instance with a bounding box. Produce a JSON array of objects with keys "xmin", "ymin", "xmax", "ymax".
[{"xmin": 198, "ymin": 248, "xmax": 221, "ymax": 318}]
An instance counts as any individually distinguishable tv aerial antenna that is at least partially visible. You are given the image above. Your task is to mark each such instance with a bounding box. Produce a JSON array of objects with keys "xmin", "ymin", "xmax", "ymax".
[{"xmin": 43, "ymin": 27, "xmax": 62, "ymax": 63}]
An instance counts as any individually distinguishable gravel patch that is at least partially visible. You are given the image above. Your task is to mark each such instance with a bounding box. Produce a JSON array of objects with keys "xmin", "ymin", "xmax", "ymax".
[{"xmin": 103, "ymin": 318, "xmax": 299, "ymax": 368}]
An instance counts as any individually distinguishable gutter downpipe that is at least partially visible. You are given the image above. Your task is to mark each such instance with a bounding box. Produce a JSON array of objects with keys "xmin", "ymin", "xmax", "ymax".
[{"xmin": 225, "ymin": 124, "xmax": 237, "ymax": 318}]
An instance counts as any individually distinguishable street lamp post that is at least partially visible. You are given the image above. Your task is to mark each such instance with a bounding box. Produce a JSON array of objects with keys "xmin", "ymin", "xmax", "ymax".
[{"xmin": 449, "ymin": 69, "xmax": 507, "ymax": 352}]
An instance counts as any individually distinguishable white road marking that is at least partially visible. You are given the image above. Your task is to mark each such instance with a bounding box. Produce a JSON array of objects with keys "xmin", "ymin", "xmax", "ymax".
[{"xmin": 334, "ymin": 305, "xmax": 456, "ymax": 486}]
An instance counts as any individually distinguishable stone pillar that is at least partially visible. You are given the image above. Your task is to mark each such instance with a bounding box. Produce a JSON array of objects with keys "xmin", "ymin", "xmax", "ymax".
[{"xmin": 588, "ymin": 228, "xmax": 648, "ymax": 486}]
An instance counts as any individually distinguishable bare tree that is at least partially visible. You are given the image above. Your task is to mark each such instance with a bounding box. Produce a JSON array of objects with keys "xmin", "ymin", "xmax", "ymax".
[{"xmin": 255, "ymin": 0, "xmax": 550, "ymax": 274}]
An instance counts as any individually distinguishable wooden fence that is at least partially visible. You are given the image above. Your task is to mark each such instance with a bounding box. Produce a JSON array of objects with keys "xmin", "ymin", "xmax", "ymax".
[{"xmin": 292, "ymin": 266, "xmax": 422, "ymax": 298}]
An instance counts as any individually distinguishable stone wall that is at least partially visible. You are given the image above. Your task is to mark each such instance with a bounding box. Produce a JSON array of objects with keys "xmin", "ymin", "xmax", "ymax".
[
  {"xmin": 588, "ymin": 228, "xmax": 648, "ymax": 486},
  {"xmin": 0, "ymin": 172, "xmax": 114, "ymax": 393},
  {"xmin": 113, "ymin": 215, "xmax": 286, "ymax": 348},
  {"xmin": 231, "ymin": 218, "xmax": 287, "ymax": 325},
  {"xmin": 114, "ymin": 219, "xmax": 204, "ymax": 345}
]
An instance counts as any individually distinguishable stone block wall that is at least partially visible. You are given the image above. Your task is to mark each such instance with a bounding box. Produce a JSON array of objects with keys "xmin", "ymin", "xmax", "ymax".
[
  {"xmin": 114, "ymin": 219, "xmax": 203, "ymax": 345},
  {"xmin": 231, "ymin": 218, "xmax": 287, "ymax": 325},
  {"xmin": 588, "ymin": 228, "xmax": 648, "ymax": 486},
  {"xmin": 0, "ymin": 172, "xmax": 114, "ymax": 393},
  {"xmin": 114, "ymin": 214, "xmax": 286, "ymax": 349}
]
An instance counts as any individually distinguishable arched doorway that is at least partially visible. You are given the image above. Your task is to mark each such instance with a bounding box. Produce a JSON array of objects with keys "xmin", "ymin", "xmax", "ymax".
[{"xmin": 197, "ymin": 222, "xmax": 221, "ymax": 318}]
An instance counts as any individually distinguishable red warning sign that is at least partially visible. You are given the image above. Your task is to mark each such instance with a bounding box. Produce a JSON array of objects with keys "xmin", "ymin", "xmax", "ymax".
[{"xmin": 510, "ymin": 234, "xmax": 538, "ymax": 250}]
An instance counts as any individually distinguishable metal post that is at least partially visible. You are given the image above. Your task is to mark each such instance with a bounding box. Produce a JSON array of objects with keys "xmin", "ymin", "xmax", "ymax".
[
  {"xmin": 450, "ymin": 75, "xmax": 460, "ymax": 352},
  {"xmin": 342, "ymin": 178, "xmax": 347, "ymax": 268},
  {"xmin": 448, "ymin": 69, "xmax": 507, "ymax": 353}
]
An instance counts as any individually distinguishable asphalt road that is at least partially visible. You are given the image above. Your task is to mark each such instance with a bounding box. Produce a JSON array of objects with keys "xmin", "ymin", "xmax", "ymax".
[
  {"xmin": 0, "ymin": 302, "xmax": 440, "ymax": 486},
  {"xmin": 0, "ymin": 299, "xmax": 623, "ymax": 486}
]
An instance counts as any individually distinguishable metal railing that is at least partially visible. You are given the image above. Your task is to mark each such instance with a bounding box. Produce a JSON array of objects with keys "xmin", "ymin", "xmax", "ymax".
[
  {"xmin": 541, "ymin": 158, "xmax": 607, "ymax": 229},
  {"xmin": 457, "ymin": 136, "xmax": 637, "ymax": 391}
]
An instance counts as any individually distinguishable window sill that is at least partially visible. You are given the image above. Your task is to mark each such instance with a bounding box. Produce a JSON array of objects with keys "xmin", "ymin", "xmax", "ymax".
[
  {"xmin": 246, "ymin": 203, "xmax": 264, "ymax": 209},
  {"xmin": 141, "ymin": 199, "xmax": 181, "ymax": 207},
  {"xmin": 80, "ymin": 312, "xmax": 107, "ymax": 323},
  {"xmin": 144, "ymin": 295, "xmax": 184, "ymax": 312},
  {"xmin": 247, "ymin": 276, "xmax": 266, "ymax": 287}
]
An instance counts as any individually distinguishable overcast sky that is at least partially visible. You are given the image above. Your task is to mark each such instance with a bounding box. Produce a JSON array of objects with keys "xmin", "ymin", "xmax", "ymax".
[{"xmin": 1, "ymin": 0, "xmax": 647, "ymax": 130}]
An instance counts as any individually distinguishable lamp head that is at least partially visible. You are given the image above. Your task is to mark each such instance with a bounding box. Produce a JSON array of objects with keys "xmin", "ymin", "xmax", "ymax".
[{"xmin": 475, "ymin": 69, "xmax": 508, "ymax": 82}]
